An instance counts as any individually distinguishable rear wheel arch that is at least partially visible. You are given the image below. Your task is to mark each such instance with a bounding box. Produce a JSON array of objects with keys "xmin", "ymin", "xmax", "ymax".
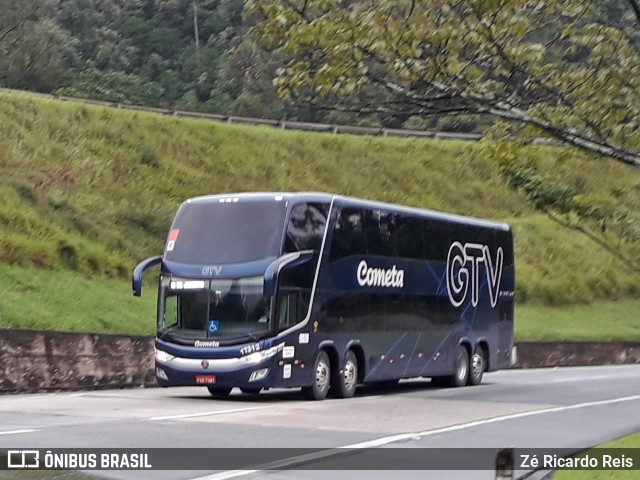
[
  {"xmin": 347, "ymin": 344, "xmax": 366, "ymax": 383},
  {"xmin": 476, "ymin": 341, "xmax": 490, "ymax": 371}
]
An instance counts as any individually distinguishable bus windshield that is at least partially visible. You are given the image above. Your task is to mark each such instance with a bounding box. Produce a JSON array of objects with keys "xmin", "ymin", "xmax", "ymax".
[
  {"xmin": 159, "ymin": 276, "xmax": 270, "ymax": 341},
  {"xmin": 164, "ymin": 200, "xmax": 288, "ymax": 265}
]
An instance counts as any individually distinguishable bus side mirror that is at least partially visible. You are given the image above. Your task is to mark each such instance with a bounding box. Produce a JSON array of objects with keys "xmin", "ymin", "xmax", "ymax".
[
  {"xmin": 263, "ymin": 250, "xmax": 315, "ymax": 298},
  {"xmin": 132, "ymin": 255, "xmax": 162, "ymax": 297}
]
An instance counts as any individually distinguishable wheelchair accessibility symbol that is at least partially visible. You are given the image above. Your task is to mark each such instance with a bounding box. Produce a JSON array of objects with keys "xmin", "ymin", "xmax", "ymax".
[{"xmin": 208, "ymin": 320, "xmax": 220, "ymax": 334}]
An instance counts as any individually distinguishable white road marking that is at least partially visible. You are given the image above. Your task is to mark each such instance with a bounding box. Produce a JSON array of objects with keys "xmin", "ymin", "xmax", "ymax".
[
  {"xmin": 346, "ymin": 394, "xmax": 640, "ymax": 446},
  {"xmin": 190, "ymin": 394, "xmax": 640, "ymax": 480},
  {"xmin": 0, "ymin": 429, "xmax": 38, "ymax": 436},
  {"xmin": 149, "ymin": 406, "xmax": 269, "ymax": 421}
]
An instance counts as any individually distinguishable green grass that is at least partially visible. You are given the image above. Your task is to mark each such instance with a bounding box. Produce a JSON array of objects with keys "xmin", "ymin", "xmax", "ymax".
[
  {"xmin": 0, "ymin": 263, "xmax": 156, "ymax": 335},
  {"xmin": 0, "ymin": 90, "xmax": 639, "ymax": 336},
  {"xmin": 553, "ymin": 432, "xmax": 640, "ymax": 480},
  {"xmin": 517, "ymin": 300, "xmax": 640, "ymax": 341}
]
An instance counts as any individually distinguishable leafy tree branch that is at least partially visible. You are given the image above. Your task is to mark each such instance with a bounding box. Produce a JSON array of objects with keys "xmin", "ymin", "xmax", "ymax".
[{"xmin": 247, "ymin": 0, "xmax": 640, "ymax": 167}]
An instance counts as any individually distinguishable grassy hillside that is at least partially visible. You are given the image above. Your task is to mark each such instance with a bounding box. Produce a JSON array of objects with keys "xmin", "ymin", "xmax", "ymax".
[{"xmin": 0, "ymin": 90, "xmax": 639, "ymax": 336}]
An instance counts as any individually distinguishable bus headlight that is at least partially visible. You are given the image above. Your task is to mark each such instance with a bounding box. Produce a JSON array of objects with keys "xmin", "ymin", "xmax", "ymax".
[
  {"xmin": 248, "ymin": 368, "xmax": 269, "ymax": 382},
  {"xmin": 155, "ymin": 348, "xmax": 175, "ymax": 363}
]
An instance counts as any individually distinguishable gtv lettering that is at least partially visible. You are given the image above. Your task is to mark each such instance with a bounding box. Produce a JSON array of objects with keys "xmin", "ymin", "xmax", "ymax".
[{"xmin": 446, "ymin": 242, "xmax": 503, "ymax": 308}]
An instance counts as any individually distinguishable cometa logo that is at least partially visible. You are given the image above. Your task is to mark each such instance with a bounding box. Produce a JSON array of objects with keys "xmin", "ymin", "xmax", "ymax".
[
  {"xmin": 446, "ymin": 242, "xmax": 503, "ymax": 308},
  {"xmin": 357, "ymin": 260, "xmax": 405, "ymax": 288}
]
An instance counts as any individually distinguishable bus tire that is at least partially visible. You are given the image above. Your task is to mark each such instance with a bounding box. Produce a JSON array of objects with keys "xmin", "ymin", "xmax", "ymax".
[
  {"xmin": 207, "ymin": 386, "xmax": 232, "ymax": 397},
  {"xmin": 302, "ymin": 350, "xmax": 331, "ymax": 401},
  {"xmin": 331, "ymin": 350, "xmax": 358, "ymax": 399},
  {"xmin": 467, "ymin": 347, "xmax": 486, "ymax": 386},
  {"xmin": 433, "ymin": 346, "xmax": 469, "ymax": 388}
]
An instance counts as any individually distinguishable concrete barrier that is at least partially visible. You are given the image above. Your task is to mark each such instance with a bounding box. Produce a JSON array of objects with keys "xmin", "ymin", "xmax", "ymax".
[
  {"xmin": 513, "ymin": 341, "xmax": 640, "ymax": 369},
  {"xmin": 0, "ymin": 329, "xmax": 638, "ymax": 393},
  {"xmin": 0, "ymin": 329, "xmax": 154, "ymax": 393}
]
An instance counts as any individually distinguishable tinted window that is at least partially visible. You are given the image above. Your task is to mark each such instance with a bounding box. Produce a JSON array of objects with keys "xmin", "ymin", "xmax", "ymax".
[
  {"xmin": 165, "ymin": 200, "xmax": 287, "ymax": 264},
  {"xmin": 423, "ymin": 220, "xmax": 450, "ymax": 261},
  {"xmin": 330, "ymin": 208, "xmax": 401, "ymax": 260},
  {"xmin": 285, "ymin": 202, "xmax": 329, "ymax": 252},
  {"xmin": 329, "ymin": 208, "xmax": 366, "ymax": 261},
  {"xmin": 451, "ymin": 223, "xmax": 495, "ymax": 249},
  {"xmin": 396, "ymin": 215, "xmax": 424, "ymax": 259},
  {"xmin": 496, "ymin": 230, "xmax": 514, "ymax": 266},
  {"xmin": 364, "ymin": 209, "xmax": 397, "ymax": 257},
  {"xmin": 276, "ymin": 259, "xmax": 315, "ymax": 331}
]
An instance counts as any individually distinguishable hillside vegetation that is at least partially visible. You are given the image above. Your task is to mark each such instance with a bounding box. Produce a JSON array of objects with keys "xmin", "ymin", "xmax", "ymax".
[{"xmin": 0, "ymin": 91, "xmax": 639, "ymax": 335}]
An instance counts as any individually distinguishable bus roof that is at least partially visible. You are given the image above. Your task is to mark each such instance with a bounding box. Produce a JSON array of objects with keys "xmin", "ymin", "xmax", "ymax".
[{"xmin": 184, "ymin": 192, "xmax": 511, "ymax": 232}]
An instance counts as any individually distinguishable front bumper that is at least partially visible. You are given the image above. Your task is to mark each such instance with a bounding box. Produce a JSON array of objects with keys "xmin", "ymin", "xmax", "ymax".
[{"xmin": 154, "ymin": 343, "xmax": 284, "ymax": 388}]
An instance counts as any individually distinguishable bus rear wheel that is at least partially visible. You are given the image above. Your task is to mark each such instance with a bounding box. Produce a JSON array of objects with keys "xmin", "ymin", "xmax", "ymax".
[
  {"xmin": 433, "ymin": 346, "xmax": 470, "ymax": 388},
  {"xmin": 302, "ymin": 350, "xmax": 331, "ymax": 400},
  {"xmin": 330, "ymin": 350, "xmax": 358, "ymax": 399},
  {"xmin": 467, "ymin": 347, "xmax": 486, "ymax": 386},
  {"xmin": 207, "ymin": 386, "xmax": 232, "ymax": 397}
]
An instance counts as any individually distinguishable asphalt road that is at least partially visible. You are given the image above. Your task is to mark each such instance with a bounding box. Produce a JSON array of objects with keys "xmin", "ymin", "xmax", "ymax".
[{"xmin": 1, "ymin": 365, "xmax": 639, "ymax": 480}]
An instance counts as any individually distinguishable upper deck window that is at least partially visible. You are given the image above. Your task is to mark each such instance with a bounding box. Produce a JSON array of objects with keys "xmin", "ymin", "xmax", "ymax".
[
  {"xmin": 165, "ymin": 199, "xmax": 287, "ymax": 264},
  {"xmin": 285, "ymin": 202, "xmax": 329, "ymax": 252}
]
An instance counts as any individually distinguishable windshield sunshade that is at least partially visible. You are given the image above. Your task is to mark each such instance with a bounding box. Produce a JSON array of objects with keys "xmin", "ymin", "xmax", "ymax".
[{"xmin": 165, "ymin": 200, "xmax": 287, "ymax": 265}]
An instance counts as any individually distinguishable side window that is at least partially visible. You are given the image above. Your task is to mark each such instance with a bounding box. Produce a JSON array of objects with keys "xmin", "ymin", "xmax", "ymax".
[
  {"xmin": 364, "ymin": 209, "xmax": 397, "ymax": 257},
  {"xmin": 275, "ymin": 260, "xmax": 314, "ymax": 331},
  {"xmin": 278, "ymin": 293, "xmax": 300, "ymax": 330},
  {"xmin": 496, "ymin": 230, "xmax": 514, "ymax": 266},
  {"xmin": 286, "ymin": 202, "xmax": 329, "ymax": 252},
  {"xmin": 276, "ymin": 284, "xmax": 310, "ymax": 331},
  {"xmin": 423, "ymin": 220, "xmax": 450, "ymax": 261},
  {"xmin": 396, "ymin": 215, "xmax": 424, "ymax": 259},
  {"xmin": 163, "ymin": 294, "xmax": 178, "ymax": 329},
  {"xmin": 329, "ymin": 208, "xmax": 366, "ymax": 261}
]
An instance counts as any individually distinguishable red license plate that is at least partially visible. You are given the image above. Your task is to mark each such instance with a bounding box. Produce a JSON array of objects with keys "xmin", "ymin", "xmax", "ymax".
[{"xmin": 195, "ymin": 375, "xmax": 217, "ymax": 385}]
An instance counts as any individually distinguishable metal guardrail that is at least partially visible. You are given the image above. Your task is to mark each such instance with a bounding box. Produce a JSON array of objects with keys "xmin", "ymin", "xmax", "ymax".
[
  {"xmin": 0, "ymin": 87, "xmax": 552, "ymax": 144},
  {"xmin": 0, "ymin": 87, "xmax": 488, "ymax": 141}
]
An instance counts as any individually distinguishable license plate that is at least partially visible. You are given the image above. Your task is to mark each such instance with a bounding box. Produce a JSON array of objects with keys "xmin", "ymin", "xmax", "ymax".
[{"xmin": 195, "ymin": 375, "xmax": 217, "ymax": 385}]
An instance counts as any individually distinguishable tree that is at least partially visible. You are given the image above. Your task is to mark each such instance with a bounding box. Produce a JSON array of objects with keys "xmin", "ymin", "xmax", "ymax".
[
  {"xmin": 0, "ymin": 10, "xmax": 78, "ymax": 92},
  {"xmin": 246, "ymin": 0, "xmax": 640, "ymax": 167},
  {"xmin": 0, "ymin": 0, "xmax": 43, "ymax": 44},
  {"xmin": 0, "ymin": 0, "xmax": 75, "ymax": 91}
]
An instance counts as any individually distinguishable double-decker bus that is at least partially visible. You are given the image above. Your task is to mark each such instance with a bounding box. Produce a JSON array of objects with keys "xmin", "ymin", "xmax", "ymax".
[{"xmin": 132, "ymin": 192, "xmax": 515, "ymax": 400}]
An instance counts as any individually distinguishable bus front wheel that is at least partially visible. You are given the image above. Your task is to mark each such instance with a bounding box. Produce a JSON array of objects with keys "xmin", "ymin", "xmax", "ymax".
[
  {"xmin": 302, "ymin": 350, "xmax": 331, "ymax": 400},
  {"xmin": 331, "ymin": 350, "xmax": 358, "ymax": 399}
]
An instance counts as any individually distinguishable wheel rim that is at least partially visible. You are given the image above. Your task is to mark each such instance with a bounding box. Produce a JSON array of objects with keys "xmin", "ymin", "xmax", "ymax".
[
  {"xmin": 472, "ymin": 353, "xmax": 484, "ymax": 379},
  {"xmin": 457, "ymin": 351, "xmax": 468, "ymax": 381},
  {"xmin": 315, "ymin": 358, "xmax": 330, "ymax": 392},
  {"xmin": 343, "ymin": 359, "xmax": 357, "ymax": 391}
]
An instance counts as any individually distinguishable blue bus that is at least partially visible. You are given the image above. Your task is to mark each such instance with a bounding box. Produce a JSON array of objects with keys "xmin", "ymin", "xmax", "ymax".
[{"xmin": 133, "ymin": 192, "xmax": 515, "ymax": 400}]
